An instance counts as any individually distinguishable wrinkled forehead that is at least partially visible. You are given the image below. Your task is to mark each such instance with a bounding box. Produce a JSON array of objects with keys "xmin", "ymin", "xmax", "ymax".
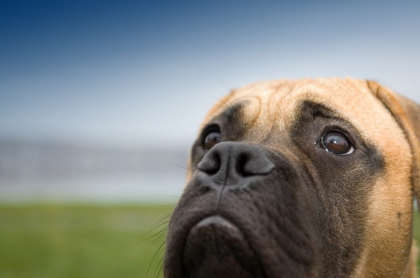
[{"xmin": 201, "ymin": 78, "xmax": 405, "ymax": 151}]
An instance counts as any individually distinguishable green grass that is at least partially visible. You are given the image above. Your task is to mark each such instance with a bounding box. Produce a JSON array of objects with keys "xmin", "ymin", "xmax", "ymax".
[
  {"xmin": 0, "ymin": 204, "xmax": 174, "ymax": 278},
  {"xmin": 0, "ymin": 204, "xmax": 419, "ymax": 277},
  {"xmin": 413, "ymin": 211, "xmax": 420, "ymax": 269}
]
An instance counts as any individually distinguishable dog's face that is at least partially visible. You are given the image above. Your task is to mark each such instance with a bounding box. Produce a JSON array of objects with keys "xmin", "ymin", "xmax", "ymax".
[{"xmin": 164, "ymin": 78, "xmax": 420, "ymax": 277}]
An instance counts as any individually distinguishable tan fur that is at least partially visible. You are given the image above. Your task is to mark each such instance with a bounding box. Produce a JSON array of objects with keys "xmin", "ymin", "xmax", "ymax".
[
  {"xmin": 188, "ymin": 78, "xmax": 420, "ymax": 277},
  {"xmin": 368, "ymin": 81, "xmax": 420, "ymax": 203},
  {"xmin": 402, "ymin": 241, "xmax": 418, "ymax": 278}
]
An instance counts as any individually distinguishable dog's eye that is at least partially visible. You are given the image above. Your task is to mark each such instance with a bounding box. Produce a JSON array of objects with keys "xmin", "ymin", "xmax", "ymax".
[
  {"xmin": 204, "ymin": 131, "xmax": 221, "ymax": 150},
  {"xmin": 320, "ymin": 132, "xmax": 354, "ymax": 155}
]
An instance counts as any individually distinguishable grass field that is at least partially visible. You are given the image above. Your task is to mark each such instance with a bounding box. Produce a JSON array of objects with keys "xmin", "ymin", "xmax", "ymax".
[
  {"xmin": 0, "ymin": 204, "xmax": 174, "ymax": 278},
  {"xmin": 0, "ymin": 204, "xmax": 419, "ymax": 278}
]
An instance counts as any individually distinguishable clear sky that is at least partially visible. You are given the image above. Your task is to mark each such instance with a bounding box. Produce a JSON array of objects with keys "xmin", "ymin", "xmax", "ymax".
[{"xmin": 1, "ymin": 0, "xmax": 419, "ymax": 148}]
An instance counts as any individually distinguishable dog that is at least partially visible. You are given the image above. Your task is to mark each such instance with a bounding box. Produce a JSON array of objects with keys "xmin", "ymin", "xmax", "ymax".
[{"xmin": 164, "ymin": 78, "xmax": 420, "ymax": 277}]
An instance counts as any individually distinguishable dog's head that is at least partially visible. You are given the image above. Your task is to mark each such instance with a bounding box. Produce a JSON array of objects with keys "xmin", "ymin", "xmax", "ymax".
[{"xmin": 164, "ymin": 78, "xmax": 420, "ymax": 277}]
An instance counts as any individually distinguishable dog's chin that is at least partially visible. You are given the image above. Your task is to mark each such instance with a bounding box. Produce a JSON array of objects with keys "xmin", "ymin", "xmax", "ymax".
[{"xmin": 182, "ymin": 215, "xmax": 266, "ymax": 278}]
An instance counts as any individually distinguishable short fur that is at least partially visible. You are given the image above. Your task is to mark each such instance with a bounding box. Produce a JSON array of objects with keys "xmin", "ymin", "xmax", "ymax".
[{"xmin": 164, "ymin": 78, "xmax": 420, "ymax": 278}]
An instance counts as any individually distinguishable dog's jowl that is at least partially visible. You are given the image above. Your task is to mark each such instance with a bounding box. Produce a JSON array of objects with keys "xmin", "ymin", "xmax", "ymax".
[{"xmin": 164, "ymin": 78, "xmax": 420, "ymax": 278}]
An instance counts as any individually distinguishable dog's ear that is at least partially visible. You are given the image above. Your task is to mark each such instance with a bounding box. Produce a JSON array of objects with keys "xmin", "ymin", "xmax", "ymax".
[{"xmin": 367, "ymin": 80, "xmax": 420, "ymax": 201}]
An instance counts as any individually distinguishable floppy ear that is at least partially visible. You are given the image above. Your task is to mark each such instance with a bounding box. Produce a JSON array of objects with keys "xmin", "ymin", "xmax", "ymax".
[{"xmin": 367, "ymin": 80, "xmax": 420, "ymax": 201}]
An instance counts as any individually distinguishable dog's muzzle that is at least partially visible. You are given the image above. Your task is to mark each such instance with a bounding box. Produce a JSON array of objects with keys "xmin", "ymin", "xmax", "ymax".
[{"xmin": 164, "ymin": 142, "xmax": 318, "ymax": 278}]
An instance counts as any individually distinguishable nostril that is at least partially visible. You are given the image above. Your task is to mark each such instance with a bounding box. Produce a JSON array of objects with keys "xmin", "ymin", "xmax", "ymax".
[
  {"xmin": 197, "ymin": 152, "xmax": 221, "ymax": 175},
  {"xmin": 197, "ymin": 142, "xmax": 275, "ymax": 187},
  {"xmin": 241, "ymin": 151, "xmax": 275, "ymax": 176},
  {"xmin": 236, "ymin": 153, "xmax": 252, "ymax": 177}
]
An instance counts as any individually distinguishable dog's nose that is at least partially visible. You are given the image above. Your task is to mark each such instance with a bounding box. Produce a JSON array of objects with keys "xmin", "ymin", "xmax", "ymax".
[{"xmin": 197, "ymin": 142, "xmax": 275, "ymax": 186}]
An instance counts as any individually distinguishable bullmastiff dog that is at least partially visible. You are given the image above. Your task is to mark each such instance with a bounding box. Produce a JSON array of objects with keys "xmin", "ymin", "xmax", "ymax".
[{"xmin": 164, "ymin": 78, "xmax": 420, "ymax": 277}]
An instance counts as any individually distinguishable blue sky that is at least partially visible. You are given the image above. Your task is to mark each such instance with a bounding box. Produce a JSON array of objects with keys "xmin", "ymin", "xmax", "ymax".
[{"xmin": 1, "ymin": 0, "xmax": 419, "ymax": 148}]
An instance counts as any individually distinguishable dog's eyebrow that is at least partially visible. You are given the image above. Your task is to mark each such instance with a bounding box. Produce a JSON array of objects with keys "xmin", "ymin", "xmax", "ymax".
[
  {"xmin": 209, "ymin": 101, "xmax": 247, "ymax": 124},
  {"xmin": 299, "ymin": 100, "xmax": 349, "ymax": 122},
  {"xmin": 199, "ymin": 101, "xmax": 249, "ymax": 142}
]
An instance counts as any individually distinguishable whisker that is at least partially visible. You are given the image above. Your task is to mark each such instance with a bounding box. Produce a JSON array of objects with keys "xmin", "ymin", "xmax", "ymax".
[
  {"xmin": 168, "ymin": 163, "xmax": 196, "ymax": 172},
  {"xmin": 152, "ymin": 231, "xmax": 167, "ymax": 245},
  {"xmin": 136, "ymin": 221, "xmax": 169, "ymax": 244},
  {"xmin": 147, "ymin": 241, "xmax": 166, "ymax": 278},
  {"xmin": 137, "ymin": 226, "xmax": 168, "ymax": 245},
  {"xmin": 154, "ymin": 254, "xmax": 165, "ymax": 278}
]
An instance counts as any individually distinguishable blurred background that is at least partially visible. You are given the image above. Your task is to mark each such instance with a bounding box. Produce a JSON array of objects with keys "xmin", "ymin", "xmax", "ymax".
[{"xmin": 1, "ymin": 0, "xmax": 419, "ymax": 277}]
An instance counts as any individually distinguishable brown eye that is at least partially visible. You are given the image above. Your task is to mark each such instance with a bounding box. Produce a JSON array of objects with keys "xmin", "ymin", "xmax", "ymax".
[
  {"xmin": 321, "ymin": 132, "xmax": 354, "ymax": 155},
  {"xmin": 204, "ymin": 131, "xmax": 221, "ymax": 150}
]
